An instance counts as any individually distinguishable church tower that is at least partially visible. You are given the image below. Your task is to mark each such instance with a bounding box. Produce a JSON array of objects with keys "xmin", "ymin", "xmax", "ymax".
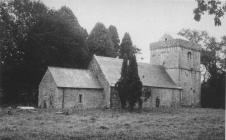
[{"xmin": 149, "ymin": 34, "xmax": 201, "ymax": 106}]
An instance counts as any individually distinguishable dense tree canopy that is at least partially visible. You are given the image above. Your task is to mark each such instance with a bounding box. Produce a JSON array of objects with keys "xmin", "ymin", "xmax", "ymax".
[
  {"xmin": 115, "ymin": 33, "xmax": 142, "ymax": 111},
  {"xmin": 115, "ymin": 54, "xmax": 142, "ymax": 111},
  {"xmin": 126, "ymin": 55, "xmax": 142, "ymax": 110},
  {"xmin": 178, "ymin": 29, "xmax": 225, "ymax": 108},
  {"xmin": 0, "ymin": 0, "xmax": 90, "ymax": 105},
  {"xmin": 87, "ymin": 22, "xmax": 116, "ymax": 57},
  {"xmin": 108, "ymin": 25, "xmax": 120, "ymax": 55},
  {"xmin": 115, "ymin": 55, "xmax": 128, "ymax": 109},
  {"xmin": 119, "ymin": 33, "xmax": 140, "ymax": 58},
  {"xmin": 194, "ymin": 0, "xmax": 226, "ymax": 26}
]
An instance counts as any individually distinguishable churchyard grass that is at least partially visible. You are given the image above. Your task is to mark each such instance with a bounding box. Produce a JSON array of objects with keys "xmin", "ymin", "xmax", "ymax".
[{"xmin": 0, "ymin": 107, "xmax": 224, "ymax": 140}]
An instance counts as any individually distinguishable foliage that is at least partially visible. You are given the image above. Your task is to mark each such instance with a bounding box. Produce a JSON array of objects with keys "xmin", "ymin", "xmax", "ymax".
[
  {"xmin": 115, "ymin": 55, "xmax": 128, "ymax": 109},
  {"xmin": 115, "ymin": 33, "xmax": 142, "ymax": 111},
  {"xmin": 119, "ymin": 33, "xmax": 140, "ymax": 58},
  {"xmin": 178, "ymin": 29, "xmax": 225, "ymax": 108},
  {"xmin": 108, "ymin": 25, "xmax": 120, "ymax": 55},
  {"xmin": 194, "ymin": 0, "xmax": 226, "ymax": 26},
  {"xmin": 127, "ymin": 55, "xmax": 142, "ymax": 110},
  {"xmin": 0, "ymin": 0, "xmax": 90, "ymax": 105},
  {"xmin": 87, "ymin": 22, "xmax": 117, "ymax": 57},
  {"xmin": 0, "ymin": 0, "xmax": 141, "ymax": 106}
]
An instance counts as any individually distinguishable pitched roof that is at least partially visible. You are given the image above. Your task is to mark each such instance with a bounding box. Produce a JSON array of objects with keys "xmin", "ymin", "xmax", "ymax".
[
  {"xmin": 150, "ymin": 34, "xmax": 201, "ymax": 51},
  {"xmin": 94, "ymin": 55, "xmax": 181, "ymax": 89},
  {"xmin": 48, "ymin": 67, "xmax": 102, "ymax": 89}
]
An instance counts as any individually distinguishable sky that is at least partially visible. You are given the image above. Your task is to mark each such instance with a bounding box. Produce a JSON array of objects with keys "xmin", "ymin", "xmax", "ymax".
[{"xmin": 41, "ymin": 0, "xmax": 226, "ymax": 62}]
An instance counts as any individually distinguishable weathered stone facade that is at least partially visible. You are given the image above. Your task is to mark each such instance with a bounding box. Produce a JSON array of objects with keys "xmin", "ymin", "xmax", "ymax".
[
  {"xmin": 39, "ymin": 69, "xmax": 58, "ymax": 108},
  {"xmin": 142, "ymin": 87, "xmax": 181, "ymax": 108},
  {"xmin": 150, "ymin": 34, "xmax": 201, "ymax": 106},
  {"xmin": 110, "ymin": 86, "xmax": 181, "ymax": 109},
  {"xmin": 39, "ymin": 40, "xmax": 193, "ymax": 110},
  {"xmin": 110, "ymin": 87, "xmax": 121, "ymax": 109},
  {"xmin": 39, "ymin": 68, "xmax": 104, "ymax": 109},
  {"xmin": 57, "ymin": 88, "xmax": 104, "ymax": 109},
  {"xmin": 88, "ymin": 57, "xmax": 111, "ymax": 108}
]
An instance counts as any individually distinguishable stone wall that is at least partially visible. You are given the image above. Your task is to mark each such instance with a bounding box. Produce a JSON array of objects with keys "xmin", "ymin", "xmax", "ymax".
[
  {"xmin": 143, "ymin": 87, "xmax": 181, "ymax": 108},
  {"xmin": 179, "ymin": 47, "xmax": 200, "ymax": 71},
  {"xmin": 38, "ymin": 69, "xmax": 59, "ymax": 108},
  {"xmin": 57, "ymin": 88, "xmax": 104, "ymax": 109},
  {"xmin": 88, "ymin": 57, "xmax": 111, "ymax": 108},
  {"xmin": 110, "ymin": 87, "xmax": 121, "ymax": 109},
  {"xmin": 178, "ymin": 48, "xmax": 201, "ymax": 106},
  {"xmin": 179, "ymin": 69, "xmax": 201, "ymax": 106},
  {"xmin": 110, "ymin": 86, "xmax": 181, "ymax": 109},
  {"xmin": 150, "ymin": 47, "xmax": 180, "ymax": 68},
  {"xmin": 150, "ymin": 44, "xmax": 201, "ymax": 106}
]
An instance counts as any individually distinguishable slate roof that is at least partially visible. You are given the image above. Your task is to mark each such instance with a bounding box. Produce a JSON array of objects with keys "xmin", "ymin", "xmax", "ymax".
[
  {"xmin": 48, "ymin": 67, "xmax": 102, "ymax": 89},
  {"xmin": 150, "ymin": 34, "xmax": 202, "ymax": 51},
  {"xmin": 94, "ymin": 55, "xmax": 181, "ymax": 89}
]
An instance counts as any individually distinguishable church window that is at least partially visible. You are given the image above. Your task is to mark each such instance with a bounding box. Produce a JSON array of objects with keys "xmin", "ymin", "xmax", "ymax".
[
  {"xmin": 187, "ymin": 52, "xmax": 192, "ymax": 60},
  {"xmin": 193, "ymin": 89, "xmax": 196, "ymax": 93},
  {"xmin": 79, "ymin": 94, "xmax": 82, "ymax": 103},
  {"xmin": 156, "ymin": 97, "xmax": 160, "ymax": 107}
]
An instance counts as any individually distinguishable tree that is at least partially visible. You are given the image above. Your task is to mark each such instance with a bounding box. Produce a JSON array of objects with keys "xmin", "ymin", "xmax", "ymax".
[
  {"xmin": 108, "ymin": 25, "xmax": 120, "ymax": 55},
  {"xmin": 119, "ymin": 33, "xmax": 140, "ymax": 58},
  {"xmin": 116, "ymin": 32, "xmax": 142, "ymax": 111},
  {"xmin": 57, "ymin": 6, "xmax": 88, "ymax": 39},
  {"xmin": 0, "ymin": 0, "xmax": 49, "ymax": 104},
  {"xmin": 193, "ymin": 0, "xmax": 226, "ymax": 26},
  {"xmin": 127, "ymin": 55, "xmax": 142, "ymax": 111},
  {"xmin": 0, "ymin": 1, "xmax": 90, "ymax": 105},
  {"xmin": 115, "ymin": 55, "xmax": 128, "ymax": 109},
  {"xmin": 178, "ymin": 29, "xmax": 225, "ymax": 108},
  {"xmin": 87, "ymin": 22, "xmax": 116, "ymax": 57},
  {"xmin": 0, "ymin": 0, "xmax": 48, "ymax": 65}
]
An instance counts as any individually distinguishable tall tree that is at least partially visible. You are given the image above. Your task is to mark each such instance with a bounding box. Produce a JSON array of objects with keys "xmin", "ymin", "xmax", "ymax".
[
  {"xmin": 0, "ymin": 0, "xmax": 48, "ymax": 65},
  {"xmin": 178, "ymin": 29, "xmax": 225, "ymax": 108},
  {"xmin": 57, "ymin": 6, "xmax": 88, "ymax": 39},
  {"xmin": 108, "ymin": 25, "xmax": 120, "ymax": 55},
  {"xmin": 116, "ymin": 32, "xmax": 143, "ymax": 110},
  {"xmin": 0, "ymin": 0, "xmax": 49, "ymax": 104},
  {"xmin": 115, "ymin": 55, "xmax": 128, "ymax": 109},
  {"xmin": 87, "ymin": 22, "xmax": 116, "ymax": 57},
  {"xmin": 193, "ymin": 0, "xmax": 226, "ymax": 26},
  {"xmin": 127, "ymin": 55, "xmax": 143, "ymax": 111},
  {"xmin": 119, "ymin": 33, "xmax": 140, "ymax": 58},
  {"xmin": 0, "ymin": 1, "xmax": 90, "ymax": 105}
]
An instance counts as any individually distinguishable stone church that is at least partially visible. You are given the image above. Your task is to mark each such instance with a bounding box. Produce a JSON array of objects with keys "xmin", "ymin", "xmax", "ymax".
[{"xmin": 38, "ymin": 34, "xmax": 201, "ymax": 109}]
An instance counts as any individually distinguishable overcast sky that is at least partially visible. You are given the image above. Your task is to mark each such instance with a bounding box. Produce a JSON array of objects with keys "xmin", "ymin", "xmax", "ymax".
[{"xmin": 41, "ymin": 0, "xmax": 226, "ymax": 62}]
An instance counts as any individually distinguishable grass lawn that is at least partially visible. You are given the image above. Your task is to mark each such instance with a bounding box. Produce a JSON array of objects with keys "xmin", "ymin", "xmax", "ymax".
[{"xmin": 0, "ymin": 107, "xmax": 225, "ymax": 140}]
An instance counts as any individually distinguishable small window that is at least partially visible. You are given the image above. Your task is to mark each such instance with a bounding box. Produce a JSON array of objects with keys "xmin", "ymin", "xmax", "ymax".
[
  {"xmin": 79, "ymin": 94, "xmax": 82, "ymax": 103},
  {"xmin": 187, "ymin": 52, "xmax": 192, "ymax": 60},
  {"xmin": 156, "ymin": 97, "xmax": 160, "ymax": 107}
]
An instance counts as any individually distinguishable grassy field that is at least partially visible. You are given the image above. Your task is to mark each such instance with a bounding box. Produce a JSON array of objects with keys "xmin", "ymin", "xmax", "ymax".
[{"xmin": 0, "ymin": 107, "xmax": 225, "ymax": 140}]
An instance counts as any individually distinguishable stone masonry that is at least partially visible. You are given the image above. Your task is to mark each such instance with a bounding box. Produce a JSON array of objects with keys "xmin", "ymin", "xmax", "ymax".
[{"xmin": 150, "ymin": 34, "xmax": 201, "ymax": 106}]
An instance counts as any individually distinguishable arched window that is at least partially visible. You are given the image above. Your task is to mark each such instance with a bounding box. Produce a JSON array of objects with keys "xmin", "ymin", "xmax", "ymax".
[{"xmin": 187, "ymin": 52, "xmax": 192, "ymax": 60}]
